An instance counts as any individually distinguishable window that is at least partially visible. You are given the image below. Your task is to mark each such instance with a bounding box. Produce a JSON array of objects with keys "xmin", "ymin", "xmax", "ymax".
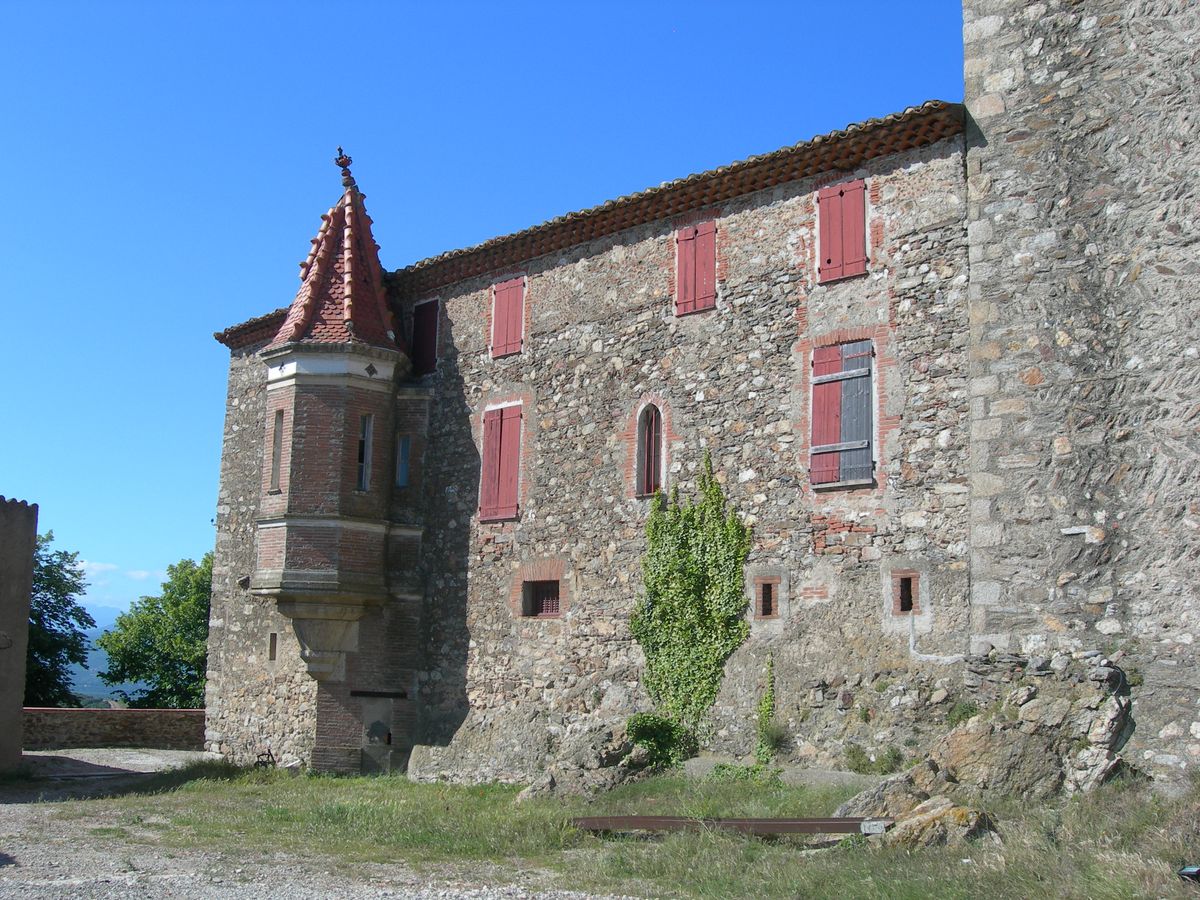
[
  {"xmin": 357, "ymin": 414, "xmax": 374, "ymax": 491},
  {"xmin": 675, "ymin": 221, "xmax": 717, "ymax": 315},
  {"xmin": 269, "ymin": 409, "xmax": 284, "ymax": 492},
  {"xmin": 268, "ymin": 632, "xmax": 278, "ymax": 662},
  {"xmin": 817, "ymin": 179, "xmax": 867, "ymax": 283},
  {"xmin": 892, "ymin": 571, "xmax": 920, "ymax": 615},
  {"xmin": 411, "ymin": 299, "xmax": 439, "ymax": 375},
  {"xmin": 522, "ymin": 580, "xmax": 561, "ymax": 618},
  {"xmin": 755, "ymin": 577, "xmax": 781, "ymax": 619},
  {"xmin": 480, "ymin": 403, "xmax": 522, "ymax": 521},
  {"xmin": 491, "ymin": 277, "xmax": 524, "ymax": 358},
  {"xmin": 811, "ymin": 340, "xmax": 873, "ymax": 486},
  {"xmin": 636, "ymin": 404, "xmax": 663, "ymax": 497},
  {"xmin": 395, "ymin": 434, "xmax": 411, "ymax": 488}
]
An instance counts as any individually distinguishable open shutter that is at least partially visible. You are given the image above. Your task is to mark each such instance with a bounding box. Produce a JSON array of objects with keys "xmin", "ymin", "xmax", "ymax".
[
  {"xmin": 479, "ymin": 408, "xmax": 503, "ymax": 518},
  {"xmin": 412, "ymin": 300, "xmax": 439, "ymax": 374},
  {"xmin": 817, "ymin": 186, "xmax": 844, "ymax": 283},
  {"xmin": 810, "ymin": 346, "xmax": 842, "ymax": 484},
  {"xmin": 491, "ymin": 278, "xmax": 524, "ymax": 358},
  {"xmin": 676, "ymin": 226, "xmax": 696, "ymax": 315},
  {"xmin": 840, "ymin": 181, "xmax": 867, "ymax": 278},
  {"xmin": 495, "ymin": 404, "xmax": 522, "ymax": 519},
  {"xmin": 839, "ymin": 340, "xmax": 873, "ymax": 481},
  {"xmin": 695, "ymin": 221, "xmax": 716, "ymax": 310}
]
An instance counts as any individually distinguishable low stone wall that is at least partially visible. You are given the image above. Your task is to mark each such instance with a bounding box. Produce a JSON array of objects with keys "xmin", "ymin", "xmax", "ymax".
[{"xmin": 23, "ymin": 708, "xmax": 205, "ymax": 751}]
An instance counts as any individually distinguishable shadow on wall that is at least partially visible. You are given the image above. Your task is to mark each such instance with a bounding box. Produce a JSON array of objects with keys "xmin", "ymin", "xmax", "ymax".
[{"xmin": 415, "ymin": 312, "xmax": 476, "ymax": 749}]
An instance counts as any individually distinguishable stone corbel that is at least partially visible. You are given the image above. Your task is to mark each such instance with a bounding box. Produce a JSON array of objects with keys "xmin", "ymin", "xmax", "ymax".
[{"xmin": 276, "ymin": 599, "xmax": 368, "ymax": 682}]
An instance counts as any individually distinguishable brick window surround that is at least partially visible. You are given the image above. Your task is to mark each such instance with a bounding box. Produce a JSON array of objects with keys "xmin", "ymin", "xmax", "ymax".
[
  {"xmin": 811, "ymin": 339, "xmax": 874, "ymax": 489},
  {"xmin": 754, "ymin": 576, "xmax": 782, "ymax": 619},
  {"xmin": 509, "ymin": 558, "xmax": 569, "ymax": 619},
  {"xmin": 623, "ymin": 395, "xmax": 676, "ymax": 499},
  {"xmin": 636, "ymin": 403, "xmax": 663, "ymax": 497},
  {"xmin": 891, "ymin": 570, "xmax": 921, "ymax": 616}
]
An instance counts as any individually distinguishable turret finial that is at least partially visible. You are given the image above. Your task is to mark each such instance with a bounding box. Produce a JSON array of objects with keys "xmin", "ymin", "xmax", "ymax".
[{"xmin": 335, "ymin": 146, "xmax": 355, "ymax": 188}]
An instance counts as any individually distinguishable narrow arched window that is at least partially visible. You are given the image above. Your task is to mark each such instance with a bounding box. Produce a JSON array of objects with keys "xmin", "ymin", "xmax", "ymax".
[{"xmin": 637, "ymin": 404, "xmax": 663, "ymax": 497}]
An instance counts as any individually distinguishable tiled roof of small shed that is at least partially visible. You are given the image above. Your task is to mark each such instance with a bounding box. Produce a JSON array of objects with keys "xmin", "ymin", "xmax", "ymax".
[
  {"xmin": 217, "ymin": 100, "xmax": 963, "ymax": 348},
  {"xmin": 391, "ymin": 99, "xmax": 963, "ymax": 297}
]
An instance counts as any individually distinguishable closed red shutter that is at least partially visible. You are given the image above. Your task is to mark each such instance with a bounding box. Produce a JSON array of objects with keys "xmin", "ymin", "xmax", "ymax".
[
  {"xmin": 840, "ymin": 181, "xmax": 867, "ymax": 278},
  {"xmin": 811, "ymin": 346, "xmax": 842, "ymax": 484},
  {"xmin": 496, "ymin": 404, "xmax": 522, "ymax": 519},
  {"xmin": 817, "ymin": 185, "xmax": 844, "ymax": 283},
  {"xmin": 695, "ymin": 221, "xmax": 716, "ymax": 311},
  {"xmin": 479, "ymin": 408, "xmax": 503, "ymax": 518},
  {"xmin": 818, "ymin": 180, "xmax": 866, "ymax": 283},
  {"xmin": 412, "ymin": 300, "xmax": 439, "ymax": 374},
  {"xmin": 491, "ymin": 278, "xmax": 524, "ymax": 358},
  {"xmin": 676, "ymin": 226, "xmax": 696, "ymax": 315}
]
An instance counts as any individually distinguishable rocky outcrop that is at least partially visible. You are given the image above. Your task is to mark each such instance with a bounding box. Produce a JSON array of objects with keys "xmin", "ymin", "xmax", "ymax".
[
  {"xmin": 884, "ymin": 797, "xmax": 997, "ymax": 849},
  {"xmin": 514, "ymin": 721, "xmax": 652, "ymax": 801}
]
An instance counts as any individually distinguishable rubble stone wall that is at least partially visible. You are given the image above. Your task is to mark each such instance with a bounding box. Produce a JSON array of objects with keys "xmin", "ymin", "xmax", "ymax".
[
  {"xmin": 963, "ymin": 0, "xmax": 1200, "ymax": 778},
  {"xmin": 408, "ymin": 138, "xmax": 971, "ymax": 780},
  {"xmin": 23, "ymin": 708, "xmax": 204, "ymax": 751}
]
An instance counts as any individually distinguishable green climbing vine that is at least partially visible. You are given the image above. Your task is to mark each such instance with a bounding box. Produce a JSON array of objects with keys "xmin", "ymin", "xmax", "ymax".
[
  {"xmin": 630, "ymin": 453, "xmax": 751, "ymax": 746},
  {"xmin": 754, "ymin": 653, "xmax": 776, "ymax": 766}
]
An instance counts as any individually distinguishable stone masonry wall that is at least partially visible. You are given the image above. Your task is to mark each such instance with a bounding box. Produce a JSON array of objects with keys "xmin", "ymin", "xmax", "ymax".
[
  {"xmin": 0, "ymin": 497, "xmax": 37, "ymax": 771},
  {"xmin": 204, "ymin": 344, "xmax": 317, "ymax": 766},
  {"xmin": 24, "ymin": 708, "xmax": 204, "ymax": 751},
  {"xmin": 963, "ymin": 0, "xmax": 1200, "ymax": 779},
  {"xmin": 407, "ymin": 137, "xmax": 970, "ymax": 781}
]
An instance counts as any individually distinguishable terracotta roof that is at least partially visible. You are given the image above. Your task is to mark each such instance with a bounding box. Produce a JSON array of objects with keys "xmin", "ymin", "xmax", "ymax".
[
  {"xmin": 217, "ymin": 101, "xmax": 963, "ymax": 348},
  {"xmin": 391, "ymin": 100, "xmax": 963, "ymax": 297},
  {"xmin": 263, "ymin": 152, "xmax": 400, "ymax": 352},
  {"xmin": 214, "ymin": 307, "xmax": 288, "ymax": 349}
]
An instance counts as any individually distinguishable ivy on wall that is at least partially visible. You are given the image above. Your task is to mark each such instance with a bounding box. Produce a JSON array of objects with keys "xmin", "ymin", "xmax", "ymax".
[{"xmin": 630, "ymin": 453, "xmax": 751, "ymax": 738}]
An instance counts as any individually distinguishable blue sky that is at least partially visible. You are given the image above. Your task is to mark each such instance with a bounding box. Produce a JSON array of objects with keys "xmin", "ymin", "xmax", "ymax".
[{"xmin": 0, "ymin": 1, "xmax": 963, "ymax": 626}]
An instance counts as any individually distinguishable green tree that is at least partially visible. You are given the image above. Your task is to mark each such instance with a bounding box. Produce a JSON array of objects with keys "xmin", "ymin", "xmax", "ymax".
[
  {"xmin": 630, "ymin": 454, "xmax": 751, "ymax": 737},
  {"xmin": 26, "ymin": 531, "xmax": 96, "ymax": 707},
  {"xmin": 97, "ymin": 553, "xmax": 212, "ymax": 708}
]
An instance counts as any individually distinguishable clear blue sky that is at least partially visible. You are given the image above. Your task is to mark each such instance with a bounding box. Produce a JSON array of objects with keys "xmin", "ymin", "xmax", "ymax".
[{"xmin": 0, "ymin": 1, "xmax": 963, "ymax": 626}]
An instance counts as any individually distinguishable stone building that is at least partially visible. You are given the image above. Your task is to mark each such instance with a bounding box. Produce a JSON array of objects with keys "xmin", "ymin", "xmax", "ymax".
[
  {"xmin": 205, "ymin": 0, "xmax": 1199, "ymax": 782},
  {"xmin": 0, "ymin": 497, "xmax": 38, "ymax": 772}
]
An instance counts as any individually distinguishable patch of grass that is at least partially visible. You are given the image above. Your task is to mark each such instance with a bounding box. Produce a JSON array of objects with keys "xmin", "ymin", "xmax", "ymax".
[
  {"xmin": 844, "ymin": 743, "xmax": 905, "ymax": 776},
  {"xmin": 873, "ymin": 679, "xmax": 892, "ymax": 694},
  {"xmin": 708, "ymin": 763, "xmax": 780, "ymax": 785},
  {"xmin": 946, "ymin": 700, "xmax": 979, "ymax": 727},
  {"xmin": 31, "ymin": 763, "xmax": 1200, "ymax": 899}
]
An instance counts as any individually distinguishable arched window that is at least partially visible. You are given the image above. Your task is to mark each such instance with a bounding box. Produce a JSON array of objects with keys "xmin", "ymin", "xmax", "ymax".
[{"xmin": 637, "ymin": 404, "xmax": 663, "ymax": 497}]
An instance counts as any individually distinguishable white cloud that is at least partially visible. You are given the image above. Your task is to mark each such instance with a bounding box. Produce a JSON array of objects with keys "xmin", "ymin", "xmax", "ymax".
[
  {"xmin": 125, "ymin": 570, "xmax": 152, "ymax": 580},
  {"xmin": 81, "ymin": 560, "xmax": 119, "ymax": 576}
]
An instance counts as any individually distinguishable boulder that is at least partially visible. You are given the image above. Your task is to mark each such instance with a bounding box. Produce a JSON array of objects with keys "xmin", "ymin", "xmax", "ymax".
[
  {"xmin": 1086, "ymin": 695, "xmax": 1133, "ymax": 751},
  {"xmin": 930, "ymin": 719, "xmax": 1064, "ymax": 799},
  {"xmin": 883, "ymin": 796, "xmax": 998, "ymax": 848},
  {"xmin": 1064, "ymin": 747, "xmax": 1122, "ymax": 795},
  {"xmin": 834, "ymin": 769, "xmax": 930, "ymax": 819}
]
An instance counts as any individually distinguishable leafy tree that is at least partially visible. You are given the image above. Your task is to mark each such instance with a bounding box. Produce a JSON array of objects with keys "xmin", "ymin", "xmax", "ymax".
[
  {"xmin": 630, "ymin": 454, "xmax": 751, "ymax": 738},
  {"xmin": 98, "ymin": 553, "xmax": 212, "ymax": 708},
  {"xmin": 26, "ymin": 531, "xmax": 96, "ymax": 707}
]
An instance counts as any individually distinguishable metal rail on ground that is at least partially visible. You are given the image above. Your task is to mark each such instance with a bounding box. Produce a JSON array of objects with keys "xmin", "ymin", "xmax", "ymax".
[{"xmin": 571, "ymin": 815, "xmax": 893, "ymax": 836}]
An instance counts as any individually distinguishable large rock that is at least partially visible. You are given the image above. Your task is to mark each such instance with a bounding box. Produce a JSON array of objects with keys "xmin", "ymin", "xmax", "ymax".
[
  {"xmin": 930, "ymin": 719, "xmax": 1064, "ymax": 799},
  {"xmin": 834, "ymin": 768, "xmax": 930, "ymax": 819},
  {"xmin": 1064, "ymin": 747, "xmax": 1123, "ymax": 795},
  {"xmin": 883, "ymin": 796, "xmax": 998, "ymax": 848}
]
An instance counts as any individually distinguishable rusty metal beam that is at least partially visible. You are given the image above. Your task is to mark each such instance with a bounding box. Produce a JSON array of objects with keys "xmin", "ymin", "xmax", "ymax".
[{"xmin": 571, "ymin": 815, "xmax": 892, "ymax": 836}]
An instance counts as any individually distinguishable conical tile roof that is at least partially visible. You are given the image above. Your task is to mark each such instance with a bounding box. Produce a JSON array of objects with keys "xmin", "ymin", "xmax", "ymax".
[{"xmin": 268, "ymin": 151, "xmax": 399, "ymax": 350}]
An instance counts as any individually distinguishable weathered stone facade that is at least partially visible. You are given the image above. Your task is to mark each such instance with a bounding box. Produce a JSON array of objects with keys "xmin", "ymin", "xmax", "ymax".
[
  {"xmin": 0, "ymin": 497, "xmax": 38, "ymax": 771},
  {"xmin": 206, "ymin": 0, "xmax": 1198, "ymax": 786}
]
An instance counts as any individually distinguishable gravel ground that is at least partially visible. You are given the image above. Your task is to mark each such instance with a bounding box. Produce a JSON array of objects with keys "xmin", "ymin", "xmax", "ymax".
[{"xmin": 0, "ymin": 752, "xmax": 636, "ymax": 900}]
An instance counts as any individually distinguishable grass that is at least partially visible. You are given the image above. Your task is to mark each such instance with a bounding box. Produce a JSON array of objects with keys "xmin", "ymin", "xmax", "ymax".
[{"xmin": 42, "ymin": 762, "xmax": 1200, "ymax": 898}]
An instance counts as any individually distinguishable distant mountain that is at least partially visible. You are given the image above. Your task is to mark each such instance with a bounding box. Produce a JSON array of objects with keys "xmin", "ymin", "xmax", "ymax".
[{"xmin": 68, "ymin": 627, "xmax": 145, "ymax": 703}]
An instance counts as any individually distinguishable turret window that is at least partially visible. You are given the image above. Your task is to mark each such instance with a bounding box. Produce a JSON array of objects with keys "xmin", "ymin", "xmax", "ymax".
[{"xmin": 357, "ymin": 414, "xmax": 374, "ymax": 491}]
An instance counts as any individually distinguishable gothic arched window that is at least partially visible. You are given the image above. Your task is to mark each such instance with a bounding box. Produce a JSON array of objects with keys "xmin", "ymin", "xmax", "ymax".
[{"xmin": 636, "ymin": 404, "xmax": 663, "ymax": 497}]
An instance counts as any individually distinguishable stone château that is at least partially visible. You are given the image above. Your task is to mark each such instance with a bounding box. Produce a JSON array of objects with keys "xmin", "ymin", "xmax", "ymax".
[{"xmin": 205, "ymin": 0, "xmax": 1200, "ymax": 782}]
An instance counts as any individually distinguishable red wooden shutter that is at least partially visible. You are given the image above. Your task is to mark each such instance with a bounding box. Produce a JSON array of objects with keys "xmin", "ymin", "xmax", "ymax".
[
  {"xmin": 479, "ymin": 408, "xmax": 503, "ymax": 518},
  {"xmin": 491, "ymin": 278, "xmax": 524, "ymax": 358},
  {"xmin": 811, "ymin": 346, "xmax": 842, "ymax": 484},
  {"xmin": 840, "ymin": 181, "xmax": 867, "ymax": 278},
  {"xmin": 412, "ymin": 300, "xmax": 439, "ymax": 374},
  {"xmin": 495, "ymin": 404, "xmax": 522, "ymax": 519},
  {"xmin": 695, "ymin": 221, "xmax": 716, "ymax": 310},
  {"xmin": 676, "ymin": 226, "xmax": 696, "ymax": 315},
  {"xmin": 817, "ymin": 185, "xmax": 844, "ymax": 283}
]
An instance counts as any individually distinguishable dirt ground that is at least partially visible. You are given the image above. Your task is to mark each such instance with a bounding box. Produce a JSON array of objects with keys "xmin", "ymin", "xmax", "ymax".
[{"xmin": 0, "ymin": 750, "xmax": 621, "ymax": 899}]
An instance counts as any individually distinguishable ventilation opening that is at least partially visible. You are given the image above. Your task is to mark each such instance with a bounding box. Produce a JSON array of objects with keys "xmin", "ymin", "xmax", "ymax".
[
  {"xmin": 268, "ymin": 632, "xmax": 278, "ymax": 661},
  {"xmin": 522, "ymin": 580, "xmax": 561, "ymax": 618},
  {"xmin": 899, "ymin": 577, "xmax": 914, "ymax": 613},
  {"xmin": 761, "ymin": 582, "xmax": 774, "ymax": 617}
]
